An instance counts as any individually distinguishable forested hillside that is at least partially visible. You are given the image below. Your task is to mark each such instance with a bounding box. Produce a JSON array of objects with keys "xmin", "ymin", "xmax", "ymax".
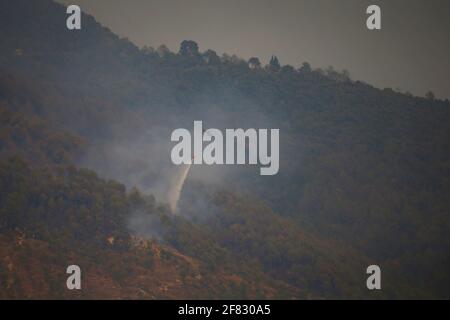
[{"xmin": 0, "ymin": 0, "xmax": 449, "ymax": 299}]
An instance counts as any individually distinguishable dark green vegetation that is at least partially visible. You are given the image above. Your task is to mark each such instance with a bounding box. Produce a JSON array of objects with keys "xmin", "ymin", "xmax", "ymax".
[{"xmin": 0, "ymin": 0, "xmax": 449, "ymax": 299}]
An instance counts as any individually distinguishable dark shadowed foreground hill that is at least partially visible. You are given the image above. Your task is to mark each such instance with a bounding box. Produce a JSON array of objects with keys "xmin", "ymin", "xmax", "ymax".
[{"xmin": 0, "ymin": 0, "xmax": 449, "ymax": 299}]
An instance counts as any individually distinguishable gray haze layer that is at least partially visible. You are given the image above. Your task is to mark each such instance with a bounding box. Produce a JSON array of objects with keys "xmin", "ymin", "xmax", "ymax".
[{"xmin": 57, "ymin": 0, "xmax": 450, "ymax": 99}]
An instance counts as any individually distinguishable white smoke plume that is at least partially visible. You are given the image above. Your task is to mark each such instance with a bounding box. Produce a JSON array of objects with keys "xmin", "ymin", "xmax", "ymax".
[{"xmin": 167, "ymin": 162, "xmax": 192, "ymax": 213}]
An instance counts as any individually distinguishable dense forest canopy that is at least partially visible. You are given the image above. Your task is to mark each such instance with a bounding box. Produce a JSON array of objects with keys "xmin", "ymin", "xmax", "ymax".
[{"xmin": 0, "ymin": 0, "xmax": 449, "ymax": 299}]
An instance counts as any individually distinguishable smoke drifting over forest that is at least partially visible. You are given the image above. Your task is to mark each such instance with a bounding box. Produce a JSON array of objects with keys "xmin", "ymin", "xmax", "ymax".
[
  {"xmin": 77, "ymin": 90, "xmax": 284, "ymax": 221},
  {"xmin": 0, "ymin": 0, "xmax": 449, "ymax": 300}
]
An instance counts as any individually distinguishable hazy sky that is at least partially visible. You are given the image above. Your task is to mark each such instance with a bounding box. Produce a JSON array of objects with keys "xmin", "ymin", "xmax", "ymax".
[{"xmin": 58, "ymin": 0, "xmax": 450, "ymax": 99}]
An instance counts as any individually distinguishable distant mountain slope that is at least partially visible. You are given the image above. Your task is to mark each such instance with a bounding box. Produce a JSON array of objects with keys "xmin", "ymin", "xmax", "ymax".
[
  {"xmin": 0, "ymin": 159, "xmax": 302, "ymax": 299},
  {"xmin": 0, "ymin": 231, "xmax": 287, "ymax": 299},
  {"xmin": 0, "ymin": 0, "xmax": 449, "ymax": 299},
  {"xmin": 0, "ymin": 74, "xmax": 84, "ymax": 165}
]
